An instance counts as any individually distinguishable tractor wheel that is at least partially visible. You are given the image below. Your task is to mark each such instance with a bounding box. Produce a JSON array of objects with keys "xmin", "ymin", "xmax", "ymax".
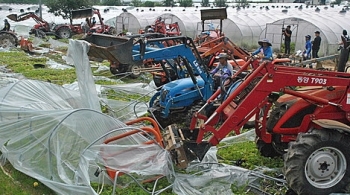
[
  {"xmin": 128, "ymin": 64, "xmax": 143, "ymax": 79},
  {"xmin": 284, "ymin": 129, "xmax": 350, "ymax": 195},
  {"xmin": 56, "ymin": 26, "xmax": 72, "ymax": 39},
  {"xmin": 184, "ymin": 102, "xmax": 205, "ymax": 128},
  {"xmin": 0, "ymin": 32, "xmax": 17, "ymax": 48},
  {"xmin": 149, "ymin": 100, "xmax": 173, "ymax": 129},
  {"xmin": 108, "ymin": 27, "xmax": 117, "ymax": 35},
  {"xmin": 110, "ymin": 66, "xmax": 118, "ymax": 75},
  {"xmin": 256, "ymin": 137, "xmax": 283, "ymax": 158},
  {"xmin": 35, "ymin": 29, "xmax": 46, "ymax": 39}
]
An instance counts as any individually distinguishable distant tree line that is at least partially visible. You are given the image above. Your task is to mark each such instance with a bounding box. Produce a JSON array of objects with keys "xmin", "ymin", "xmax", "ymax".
[
  {"xmin": 0, "ymin": 0, "xmax": 228, "ymax": 7},
  {"xmin": 0, "ymin": 0, "xmax": 228, "ymax": 24}
]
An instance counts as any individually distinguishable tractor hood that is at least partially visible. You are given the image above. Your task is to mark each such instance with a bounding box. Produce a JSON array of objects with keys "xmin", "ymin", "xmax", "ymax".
[
  {"xmin": 162, "ymin": 77, "xmax": 205, "ymax": 92},
  {"xmin": 158, "ymin": 77, "xmax": 205, "ymax": 107}
]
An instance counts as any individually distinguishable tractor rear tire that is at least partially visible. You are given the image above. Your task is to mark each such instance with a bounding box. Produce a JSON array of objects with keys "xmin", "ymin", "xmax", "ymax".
[
  {"xmin": 56, "ymin": 26, "xmax": 72, "ymax": 39},
  {"xmin": 108, "ymin": 27, "xmax": 117, "ymax": 35},
  {"xmin": 0, "ymin": 32, "xmax": 18, "ymax": 48},
  {"xmin": 284, "ymin": 129, "xmax": 350, "ymax": 195}
]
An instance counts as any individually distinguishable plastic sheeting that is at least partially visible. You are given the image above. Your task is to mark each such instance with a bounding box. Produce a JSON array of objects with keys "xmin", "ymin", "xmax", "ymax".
[
  {"xmin": 0, "ymin": 79, "xmax": 173, "ymax": 195},
  {"xmin": 0, "ymin": 39, "xmax": 290, "ymax": 195}
]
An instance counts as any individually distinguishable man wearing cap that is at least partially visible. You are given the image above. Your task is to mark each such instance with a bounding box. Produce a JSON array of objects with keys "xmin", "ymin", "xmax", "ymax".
[
  {"xmin": 283, "ymin": 25, "xmax": 292, "ymax": 54},
  {"xmin": 303, "ymin": 35, "xmax": 312, "ymax": 61},
  {"xmin": 251, "ymin": 39, "xmax": 273, "ymax": 61},
  {"xmin": 2, "ymin": 19, "xmax": 10, "ymax": 31},
  {"xmin": 312, "ymin": 31, "xmax": 321, "ymax": 58},
  {"xmin": 210, "ymin": 53, "xmax": 234, "ymax": 88},
  {"xmin": 339, "ymin": 29, "xmax": 350, "ymax": 50}
]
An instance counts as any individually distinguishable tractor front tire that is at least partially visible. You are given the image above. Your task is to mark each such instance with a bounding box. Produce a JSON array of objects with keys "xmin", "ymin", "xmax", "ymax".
[
  {"xmin": 284, "ymin": 129, "xmax": 350, "ymax": 195},
  {"xmin": 256, "ymin": 138, "xmax": 282, "ymax": 158},
  {"xmin": 128, "ymin": 64, "xmax": 143, "ymax": 79}
]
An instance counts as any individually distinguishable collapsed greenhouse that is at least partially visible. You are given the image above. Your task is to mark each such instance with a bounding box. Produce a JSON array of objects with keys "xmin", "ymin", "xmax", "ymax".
[{"xmin": 0, "ymin": 40, "xmax": 287, "ymax": 194}]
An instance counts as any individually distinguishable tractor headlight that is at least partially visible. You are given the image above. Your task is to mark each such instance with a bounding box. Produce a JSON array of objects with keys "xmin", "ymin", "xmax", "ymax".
[{"xmin": 160, "ymin": 89, "xmax": 168, "ymax": 102}]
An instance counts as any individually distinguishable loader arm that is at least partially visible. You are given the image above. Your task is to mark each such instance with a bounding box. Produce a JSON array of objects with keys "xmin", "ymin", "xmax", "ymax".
[
  {"xmin": 191, "ymin": 58, "xmax": 350, "ymax": 150},
  {"xmin": 198, "ymin": 36, "xmax": 249, "ymax": 60},
  {"xmin": 7, "ymin": 12, "xmax": 48, "ymax": 25}
]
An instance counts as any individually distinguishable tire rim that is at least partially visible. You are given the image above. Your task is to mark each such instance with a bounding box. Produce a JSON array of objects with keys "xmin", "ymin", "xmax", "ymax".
[
  {"xmin": 305, "ymin": 146, "xmax": 346, "ymax": 188},
  {"xmin": 131, "ymin": 65, "xmax": 141, "ymax": 76},
  {"xmin": 61, "ymin": 32, "xmax": 69, "ymax": 39},
  {"xmin": 1, "ymin": 38, "xmax": 13, "ymax": 48},
  {"xmin": 60, "ymin": 29, "xmax": 70, "ymax": 39}
]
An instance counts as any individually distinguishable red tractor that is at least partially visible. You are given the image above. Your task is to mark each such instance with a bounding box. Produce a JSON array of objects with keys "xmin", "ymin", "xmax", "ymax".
[
  {"xmin": 71, "ymin": 8, "xmax": 116, "ymax": 36},
  {"xmin": 141, "ymin": 16, "xmax": 181, "ymax": 37},
  {"xmin": 7, "ymin": 12, "xmax": 78, "ymax": 39},
  {"xmin": 162, "ymin": 56, "xmax": 350, "ymax": 194},
  {"xmin": 7, "ymin": 8, "xmax": 116, "ymax": 39}
]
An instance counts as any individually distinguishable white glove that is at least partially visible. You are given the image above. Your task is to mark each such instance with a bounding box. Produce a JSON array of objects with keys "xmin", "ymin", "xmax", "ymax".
[{"xmin": 303, "ymin": 54, "xmax": 307, "ymax": 58}]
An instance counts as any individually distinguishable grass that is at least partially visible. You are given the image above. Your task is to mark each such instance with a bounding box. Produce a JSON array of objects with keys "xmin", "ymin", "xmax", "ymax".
[{"xmin": 0, "ymin": 38, "xmax": 287, "ymax": 195}]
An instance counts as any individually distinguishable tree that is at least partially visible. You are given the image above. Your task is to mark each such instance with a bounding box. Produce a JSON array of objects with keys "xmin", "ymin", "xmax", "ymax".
[
  {"xmin": 132, "ymin": 0, "xmax": 142, "ymax": 7},
  {"xmin": 214, "ymin": 0, "xmax": 226, "ymax": 7},
  {"xmin": 179, "ymin": 0, "xmax": 193, "ymax": 7},
  {"xmin": 45, "ymin": 0, "xmax": 93, "ymax": 24},
  {"xmin": 143, "ymin": 1, "xmax": 155, "ymax": 7},
  {"xmin": 163, "ymin": 0, "xmax": 174, "ymax": 7},
  {"xmin": 201, "ymin": 0, "xmax": 210, "ymax": 7},
  {"xmin": 102, "ymin": 0, "xmax": 122, "ymax": 6}
]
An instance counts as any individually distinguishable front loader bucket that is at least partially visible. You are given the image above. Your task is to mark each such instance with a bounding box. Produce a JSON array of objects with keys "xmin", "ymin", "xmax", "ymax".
[
  {"xmin": 71, "ymin": 8, "xmax": 93, "ymax": 19},
  {"xmin": 83, "ymin": 33, "xmax": 135, "ymax": 64},
  {"xmin": 7, "ymin": 14, "xmax": 19, "ymax": 22}
]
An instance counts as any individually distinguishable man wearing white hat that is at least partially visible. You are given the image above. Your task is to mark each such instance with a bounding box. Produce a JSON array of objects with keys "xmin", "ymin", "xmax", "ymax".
[
  {"xmin": 210, "ymin": 53, "xmax": 234, "ymax": 88},
  {"xmin": 251, "ymin": 39, "xmax": 273, "ymax": 61}
]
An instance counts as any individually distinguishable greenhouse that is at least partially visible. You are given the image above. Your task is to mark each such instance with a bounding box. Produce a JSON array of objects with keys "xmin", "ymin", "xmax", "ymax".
[
  {"xmin": 157, "ymin": 12, "xmax": 201, "ymax": 39},
  {"xmin": 115, "ymin": 11, "xmax": 159, "ymax": 34},
  {"xmin": 261, "ymin": 6, "xmax": 350, "ymax": 55},
  {"xmin": 222, "ymin": 7, "xmax": 289, "ymax": 49}
]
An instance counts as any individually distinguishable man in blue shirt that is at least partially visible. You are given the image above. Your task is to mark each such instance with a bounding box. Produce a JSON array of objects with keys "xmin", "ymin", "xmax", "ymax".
[
  {"xmin": 303, "ymin": 35, "xmax": 312, "ymax": 60},
  {"xmin": 252, "ymin": 39, "xmax": 273, "ymax": 61}
]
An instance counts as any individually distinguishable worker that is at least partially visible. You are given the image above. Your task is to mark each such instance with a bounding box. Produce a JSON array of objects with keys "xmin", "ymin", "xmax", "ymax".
[
  {"xmin": 338, "ymin": 29, "xmax": 350, "ymax": 51},
  {"xmin": 210, "ymin": 53, "xmax": 234, "ymax": 89},
  {"xmin": 147, "ymin": 28, "xmax": 155, "ymax": 33},
  {"xmin": 81, "ymin": 18, "xmax": 89, "ymax": 34},
  {"xmin": 2, "ymin": 19, "xmax": 10, "ymax": 31},
  {"xmin": 282, "ymin": 25, "xmax": 292, "ymax": 55},
  {"xmin": 312, "ymin": 31, "xmax": 321, "ymax": 58},
  {"xmin": 91, "ymin": 17, "xmax": 96, "ymax": 27},
  {"xmin": 251, "ymin": 39, "xmax": 273, "ymax": 61},
  {"xmin": 303, "ymin": 35, "xmax": 312, "ymax": 61}
]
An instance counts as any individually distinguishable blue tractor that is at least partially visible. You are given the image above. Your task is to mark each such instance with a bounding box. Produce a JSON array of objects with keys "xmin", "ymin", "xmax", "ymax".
[{"xmin": 84, "ymin": 34, "xmax": 216, "ymax": 127}]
